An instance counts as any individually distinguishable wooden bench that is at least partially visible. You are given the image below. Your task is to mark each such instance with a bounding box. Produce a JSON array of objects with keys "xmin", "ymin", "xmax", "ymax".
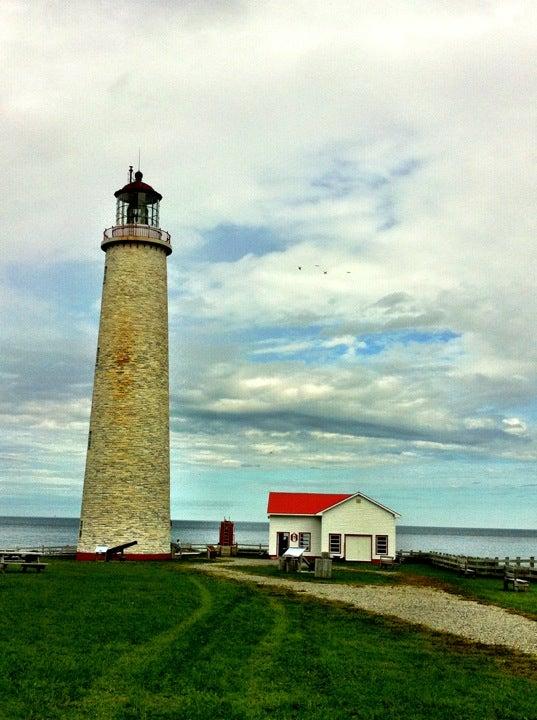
[
  {"xmin": 379, "ymin": 556, "xmax": 397, "ymax": 570},
  {"xmin": 503, "ymin": 573, "xmax": 529, "ymax": 592},
  {"xmin": 458, "ymin": 563, "xmax": 476, "ymax": 578}
]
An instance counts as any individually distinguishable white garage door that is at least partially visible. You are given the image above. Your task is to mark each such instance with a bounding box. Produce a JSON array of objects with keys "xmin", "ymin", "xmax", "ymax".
[{"xmin": 345, "ymin": 535, "xmax": 372, "ymax": 561}]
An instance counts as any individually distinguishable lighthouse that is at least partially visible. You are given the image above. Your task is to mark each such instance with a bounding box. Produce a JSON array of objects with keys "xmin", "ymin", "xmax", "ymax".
[{"xmin": 77, "ymin": 169, "xmax": 172, "ymax": 560}]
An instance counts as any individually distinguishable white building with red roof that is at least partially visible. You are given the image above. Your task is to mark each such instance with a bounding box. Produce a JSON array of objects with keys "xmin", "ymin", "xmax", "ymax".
[{"xmin": 267, "ymin": 491, "xmax": 400, "ymax": 562}]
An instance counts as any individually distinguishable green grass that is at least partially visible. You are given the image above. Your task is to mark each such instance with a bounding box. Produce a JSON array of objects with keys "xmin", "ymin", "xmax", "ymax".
[
  {"xmin": 232, "ymin": 561, "xmax": 397, "ymax": 586},
  {"xmin": 0, "ymin": 561, "xmax": 536, "ymax": 720}
]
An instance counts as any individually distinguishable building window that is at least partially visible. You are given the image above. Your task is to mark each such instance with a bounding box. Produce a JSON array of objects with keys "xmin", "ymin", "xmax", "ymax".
[
  {"xmin": 329, "ymin": 534, "xmax": 341, "ymax": 554},
  {"xmin": 375, "ymin": 535, "xmax": 388, "ymax": 555},
  {"xmin": 299, "ymin": 532, "xmax": 311, "ymax": 551}
]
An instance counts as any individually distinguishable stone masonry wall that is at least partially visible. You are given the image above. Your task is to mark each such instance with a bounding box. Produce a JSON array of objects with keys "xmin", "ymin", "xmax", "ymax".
[{"xmin": 78, "ymin": 241, "xmax": 171, "ymax": 555}]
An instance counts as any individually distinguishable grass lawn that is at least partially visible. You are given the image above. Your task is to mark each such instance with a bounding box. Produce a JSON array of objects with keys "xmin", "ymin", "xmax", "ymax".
[
  {"xmin": 232, "ymin": 562, "xmax": 397, "ymax": 586},
  {"xmin": 0, "ymin": 561, "xmax": 536, "ymax": 720}
]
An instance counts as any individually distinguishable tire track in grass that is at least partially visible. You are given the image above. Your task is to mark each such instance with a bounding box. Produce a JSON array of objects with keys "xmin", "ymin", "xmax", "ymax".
[
  {"xmin": 239, "ymin": 596, "xmax": 290, "ymax": 715},
  {"xmin": 69, "ymin": 573, "xmax": 213, "ymax": 720},
  {"xmin": 218, "ymin": 593, "xmax": 290, "ymax": 718},
  {"xmin": 122, "ymin": 579, "xmax": 289, "ymax": 719}
]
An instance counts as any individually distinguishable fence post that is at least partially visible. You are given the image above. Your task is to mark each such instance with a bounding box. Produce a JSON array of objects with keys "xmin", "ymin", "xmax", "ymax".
[
  {"xmin": 516, "ymin": 556, "xmax": 521, "ymax": 569},
  {"xmin": 530, "ymin": 557, "xmax": 535, "ymax": 569}
]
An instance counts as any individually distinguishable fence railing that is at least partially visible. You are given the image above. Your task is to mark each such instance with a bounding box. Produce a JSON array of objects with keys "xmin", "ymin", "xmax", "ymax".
[
  {"xmin": 0, "ymin": 545, "xmax": 77, "ymax": 556},
  {"xmin": 400, "ymin": 550, "xmax": 537, "ymax": 579},
  {"xmin": 103, "ymin": 224, "xmax": 171, "ymax": 243},
  {"xmin": 102, "ymin": 224, "xmax": 172, "ymax": 252},
  {"xmin": 4, "ymin": 545, "xmax": 533, "ymax": 578},
  {"xmin": 175, "ymin": 542, "xmax": 268, "ymax": 553},
  {"xmin": 0, "ymin": 542, "xmax": 268, "ymax": 557}
]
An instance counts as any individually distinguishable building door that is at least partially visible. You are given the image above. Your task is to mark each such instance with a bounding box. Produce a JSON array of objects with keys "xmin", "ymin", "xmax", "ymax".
[
  {"xmin": 277, "ymin": 532, "xmax": 290, "ymax": 556},
  {"xmin": 345, "ymin": 535, "xmax": 372, "ymax": 561}
]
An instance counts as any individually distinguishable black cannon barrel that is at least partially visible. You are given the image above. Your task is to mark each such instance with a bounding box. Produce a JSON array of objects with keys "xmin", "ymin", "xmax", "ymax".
[{"xmin": 105, "ymin": 540, "xmax": 138, "ymax": 559}]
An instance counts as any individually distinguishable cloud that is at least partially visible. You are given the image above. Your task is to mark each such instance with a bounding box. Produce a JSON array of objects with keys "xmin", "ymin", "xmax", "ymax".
[
  {"xmin": 502, "ymin": 417, "xmax": 528, "ymax": 437},
  {"xmin": 1, "ymin": 1, "xmax": 537, "ymax": 517}
]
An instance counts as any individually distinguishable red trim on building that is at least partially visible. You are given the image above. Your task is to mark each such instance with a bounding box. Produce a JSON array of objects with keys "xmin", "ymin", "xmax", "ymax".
[
  {"xmin": 267, "ymin": 492, "xmax": 352, "ymax": 515},
  {"xmin": 76, "ymin": 552, "xmax": 172, "ymax": 562}
]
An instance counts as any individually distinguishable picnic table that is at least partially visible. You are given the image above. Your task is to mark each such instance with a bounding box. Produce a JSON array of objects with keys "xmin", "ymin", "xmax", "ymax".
[{"xmin": 0, "ymin": 552, "xmax": 48, "ymax": 573}]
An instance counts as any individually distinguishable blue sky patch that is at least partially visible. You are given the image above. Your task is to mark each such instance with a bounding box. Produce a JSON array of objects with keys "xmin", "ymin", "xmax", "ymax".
[
  {"xmin": 391, "ymin": 157, "xmax": 423, "ymax": 177},
  {"xmin": 6, "ymin": 260, "xmax": 102, "ymax": 314},
  {"xmin": 247, "ymin": 327, "xmax": 460, "ymax": 364},
  {"xmin": 197, "ymin": 223, "xmax": 286, "ymax": 262},
  {"xmin": 360, "ymin": 330, "xmax": 460, "ymax": 356},
  {"xmin": 310, "ymin": 161, "xmax": 388, "ymax": 199}
]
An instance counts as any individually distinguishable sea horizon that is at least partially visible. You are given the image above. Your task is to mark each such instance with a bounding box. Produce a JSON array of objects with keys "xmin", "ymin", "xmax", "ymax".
[
  {"xmin": 1, "ymin": 516, "xmax": 536, "ymax": 557},
  {"xmin": 1, "ymin": 515, "xmax": 536, "ymax": 532}
]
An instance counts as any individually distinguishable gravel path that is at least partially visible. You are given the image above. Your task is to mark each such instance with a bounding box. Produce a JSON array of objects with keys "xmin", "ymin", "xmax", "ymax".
[{"xmin": 197, "ymin": 561, "xmax": 537, "ymax": 657}]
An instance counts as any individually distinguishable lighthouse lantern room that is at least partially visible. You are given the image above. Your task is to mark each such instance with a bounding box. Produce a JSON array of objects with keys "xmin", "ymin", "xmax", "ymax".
[{"xmin": 114, "ymin": 167, "xmax": 162, "ymax": 227}]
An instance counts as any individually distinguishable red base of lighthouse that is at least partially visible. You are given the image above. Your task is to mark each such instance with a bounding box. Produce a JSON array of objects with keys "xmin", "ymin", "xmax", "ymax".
[{"xmin": 76, "ymin": 552, "xmax": 172, "ymax": 562}]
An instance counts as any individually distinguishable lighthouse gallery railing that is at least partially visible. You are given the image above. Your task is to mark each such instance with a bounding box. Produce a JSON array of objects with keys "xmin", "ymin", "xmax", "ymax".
[{"xmin": 103, "ymin": 224, "xmax": 171, "ymax": 244}]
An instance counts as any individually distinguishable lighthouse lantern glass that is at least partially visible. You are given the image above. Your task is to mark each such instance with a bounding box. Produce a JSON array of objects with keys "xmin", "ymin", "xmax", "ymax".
[{"xmin": 116, "ymin": 193, "xmax": 160, "ymax": 228}]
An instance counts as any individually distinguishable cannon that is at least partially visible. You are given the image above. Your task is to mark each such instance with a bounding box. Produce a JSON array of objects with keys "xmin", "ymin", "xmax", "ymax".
[{"xmin": 105, "ymin": 541, "xmax": 138, "ymax": 561}]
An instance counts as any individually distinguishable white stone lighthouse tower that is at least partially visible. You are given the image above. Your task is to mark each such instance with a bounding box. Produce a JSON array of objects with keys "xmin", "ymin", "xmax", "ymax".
[{"xmin": 77, "ymin": 168, "xmax": 172, "ymax": 560}]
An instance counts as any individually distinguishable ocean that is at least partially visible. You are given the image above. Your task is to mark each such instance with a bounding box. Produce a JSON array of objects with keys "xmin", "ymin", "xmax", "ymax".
[{"xmin": 0, "ymin": 517, "xmax": 536, "ymax": 558}]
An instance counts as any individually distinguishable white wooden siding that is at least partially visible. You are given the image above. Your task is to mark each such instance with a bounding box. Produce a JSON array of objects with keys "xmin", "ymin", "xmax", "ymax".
[
  {"xmin": 268, "ymin": 516, "xmax": 322, "ymax": 556},
  {"xmin": 321, "ymin": 496, "xmax": 396, "ymax": 559}
]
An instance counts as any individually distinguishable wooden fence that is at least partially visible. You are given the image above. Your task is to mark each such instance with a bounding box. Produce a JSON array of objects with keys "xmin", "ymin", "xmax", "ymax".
[
  {"xmin": 4, "ymin": 544, "xmax": 533, "ymax": 578},
  {"xmin": 0, "ymin": 542, "xmax": 269, "ymax": 559},
  {"xmin": 0, "ymin": 545, "xmax": 77, "ymax": 557},
  {"xmin": 400, "ymin": 550, "xmax": 537, "ymax": 580},
  {"xmin": 175, "ymin": 542, "xmax": 269, "ymax": 557}
]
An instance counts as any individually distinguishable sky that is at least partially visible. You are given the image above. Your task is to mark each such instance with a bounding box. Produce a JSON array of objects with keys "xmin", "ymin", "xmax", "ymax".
[{"xmin": 1, "ymin": 0, "xmax": 536, "ymax": 527}]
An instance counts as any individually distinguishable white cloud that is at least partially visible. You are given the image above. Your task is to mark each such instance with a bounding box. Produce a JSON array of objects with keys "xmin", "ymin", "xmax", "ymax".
[
  {"xmin": 502, "ymin": 417, "xmax": 528, "ymax": 436},
  {"xmin": 2, "ymin": 0, "xmax": 537, "ymax": 514}
]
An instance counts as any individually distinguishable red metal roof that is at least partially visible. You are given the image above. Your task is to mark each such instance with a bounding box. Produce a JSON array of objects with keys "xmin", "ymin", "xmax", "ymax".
[
  {"xmin": 267, "ymin": 492, "xmax": 353, "ymax": 515},
  {"xmin": 114, "ymin": 171, "xmax": 162, "ymax": 202}
]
